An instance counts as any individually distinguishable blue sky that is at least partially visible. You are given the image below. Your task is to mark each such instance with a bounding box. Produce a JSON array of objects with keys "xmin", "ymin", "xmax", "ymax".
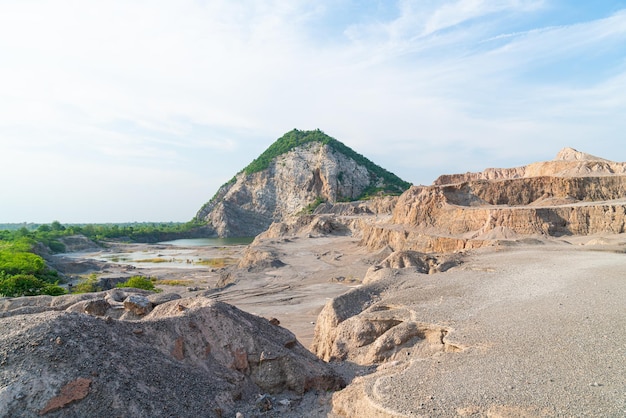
[{"xmin": 1, "ymin": 0, "xmax": 625, "ymax": 223}]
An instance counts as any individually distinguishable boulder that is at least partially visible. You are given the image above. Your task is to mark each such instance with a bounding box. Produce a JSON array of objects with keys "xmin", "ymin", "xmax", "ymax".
[
  {"xmin": 147, "ymin": 292, "xmax": 181, "ymax": 306},
  {"xmin": 82, "ymin": 299, "xmax": 110, "ymax": 316},
  {"xmin": 123, "ymin": 295, "xmax": 153, "ymax": 316}
]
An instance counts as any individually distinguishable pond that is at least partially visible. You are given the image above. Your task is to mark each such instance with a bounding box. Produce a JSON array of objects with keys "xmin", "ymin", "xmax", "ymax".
[
  {"xmin": 159, "ymin": 237, "xmax": 255, "ymax": 247},
  {"xmin": 63, "ymin": 237, "xmax": 254, "ymax": 270}
]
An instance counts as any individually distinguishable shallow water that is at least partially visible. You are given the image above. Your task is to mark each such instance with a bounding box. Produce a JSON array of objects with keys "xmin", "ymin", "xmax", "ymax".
[
  {"xmin": 159, "ymin": 237, "xmax": 254, "ymax": 247},
  {"xmin": 63, "ymin": 237, "xmax": 252, "ymax": 269}
]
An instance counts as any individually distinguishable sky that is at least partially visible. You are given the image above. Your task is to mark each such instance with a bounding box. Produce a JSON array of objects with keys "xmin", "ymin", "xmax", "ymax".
[{"xmin": 1, "ymin": 0, "xmax": 626, "ymax": 223}]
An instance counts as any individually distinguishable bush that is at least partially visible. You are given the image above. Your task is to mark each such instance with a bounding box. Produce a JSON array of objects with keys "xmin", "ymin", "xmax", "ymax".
[
  {"xmin": 0, "ymin": 248, "xmax": 46, "ymax": 276},
  {"xmin": 41, "ymin": 284, "xmax": 67, "ymax": 296},
  {"xmin": 47, "ymin": 240, "xmax": 66, "ymax": 253},
  {"xmin": 0, "ymin": 274, "xmax": 66, "ymax": 297},
  {"xmin": 116, "ymin": 276, "xmax": 157, "ymax": 291},
  {"xmin": 301, "ymin": 196, "xmax": 326, "ymax": 214},
  {"xmin": 72, "ymin": 275, "xmax": 101, "ymax": 294}
]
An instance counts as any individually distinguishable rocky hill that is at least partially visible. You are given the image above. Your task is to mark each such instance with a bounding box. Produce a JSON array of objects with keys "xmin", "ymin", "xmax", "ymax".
[
  {"xmin": 195, "ymin": 129, "xmax": 411, "ymax": 237},
  {"xmin": 360, "ymin": 147, "xmax": 626, "ymax": 252}
]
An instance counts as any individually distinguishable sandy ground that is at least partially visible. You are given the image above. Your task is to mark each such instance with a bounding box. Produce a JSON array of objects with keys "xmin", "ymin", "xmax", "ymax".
[
  {"xmin": 60, "ymin": 235, "xmax": 374, "ymax": 348},
  {"xmin": 57, "ymin": 234, "xmax": 626, "ymax": 417}
]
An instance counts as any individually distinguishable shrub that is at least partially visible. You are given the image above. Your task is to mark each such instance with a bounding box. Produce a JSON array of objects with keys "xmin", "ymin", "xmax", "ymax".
[
  {"xmin": 72, "ymin": 275, "xmax": 101, "ymax": 294},
  {"xmin": 0, "ymin": 248, "xmax": 46, "ymax": 276},
  {"xmin": 47, "ymin": 240, "xmax": 66, "ymax": 254},
  {"xmin": 41, "ymin": 284, "xmax": 67, "ymax": 296},
  {"xmin": 0, "ymin": 274, "xmax": 66, "ymax": 297},
  {"xmin": 116, "ymin": 276, "xmax": 157, "ymax": 291},
  {"xmin": 196, "ymin": 258, "xmax": 238, "ymax": 268},
  {"xmin": 156, "ymin": 279, "xmax": 191, "ymax": 286},
  {"xmin": 302, "ymin": 196, "xmax": 326, "ymax": 214}
]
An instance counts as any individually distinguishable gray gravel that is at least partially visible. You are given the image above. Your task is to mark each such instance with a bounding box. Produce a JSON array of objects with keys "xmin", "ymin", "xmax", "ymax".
[{"xmin": 332, "ymin": 243, "xmax": 626, "ymax": 417}]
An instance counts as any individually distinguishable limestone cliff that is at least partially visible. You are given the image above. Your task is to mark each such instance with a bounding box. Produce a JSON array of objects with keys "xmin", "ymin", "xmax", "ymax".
[
  {"xmin": 195, "ymin": 129, "xmax": 411, "ymax": 237},
  {"xmin": 361, "ymin": 148, "xmax": 626, "ymax": 252},
  {"xmin": 434, "ymin": 147, "xmax": 626, "ymax": 185}
]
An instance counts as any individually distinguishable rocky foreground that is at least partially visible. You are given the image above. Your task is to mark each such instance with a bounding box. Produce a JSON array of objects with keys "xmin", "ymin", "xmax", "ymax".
[
  {"xmin": 2, "ymin": 148, "xmax": 626, "ymax": 417},
  {"xmin": 0, "ymin": 290, "xmax": 343, "ymax": 417}
]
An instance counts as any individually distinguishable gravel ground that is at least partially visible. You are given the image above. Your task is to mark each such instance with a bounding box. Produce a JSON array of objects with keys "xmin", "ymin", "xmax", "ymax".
[
  {"xmin": 332, "ymin": 242, "xmax": 626, "ymax": 417},
  {"xmin": 39, "ymin": 235, "xmax": 626, "ymax": 417}
]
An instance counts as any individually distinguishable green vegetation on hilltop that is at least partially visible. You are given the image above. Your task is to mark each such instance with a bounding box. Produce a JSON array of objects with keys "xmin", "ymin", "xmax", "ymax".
[
  {"xmin": 197, "ymin": 129, "xmax": 411, "ymax": 220},
  {"xmin": 243, "ymin": 129, "xmax": 411, "ymax": 195}
]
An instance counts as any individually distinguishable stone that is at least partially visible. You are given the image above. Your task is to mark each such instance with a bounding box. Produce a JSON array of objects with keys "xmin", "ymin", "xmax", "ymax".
[
  {"xmin": 171, "ymin": 337, "xmax": 185, "ymax": 360},
  {"xmin": 123, "ymin": 295, "xmax": 153, "ymax": 316},
  {"xmin": 39, "ymin": 377, "xmax": 91, "ymax": 415},
  {"xmin": 147, "ymin": 292, "xmax": 181, "ymax": 306},
  {"xmin": 268, "ymin": 317, "xmax": 280, "ymax": 326},
  {"xmin": 83, "ymin": 299, "xmax": 110, "ymax": 316}
]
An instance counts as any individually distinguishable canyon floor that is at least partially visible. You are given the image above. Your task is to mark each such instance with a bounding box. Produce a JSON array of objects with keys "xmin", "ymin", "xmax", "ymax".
[{"xmin": 52, "ymin": 230, "xmax": 626, "ymax": 417}]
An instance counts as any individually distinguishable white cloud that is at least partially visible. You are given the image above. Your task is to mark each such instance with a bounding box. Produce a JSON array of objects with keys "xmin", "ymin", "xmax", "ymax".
[{"xmin": 0, "ymin": 0, "xmax": 625, "ymax": 222}]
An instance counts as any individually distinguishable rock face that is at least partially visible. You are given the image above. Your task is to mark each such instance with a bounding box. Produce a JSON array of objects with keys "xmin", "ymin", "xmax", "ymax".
[
  {"xmin": 0, "ymin": 290, "xmax": 343, "ymax": 417},
  {"xmin": 360, "ymin": 148, "xmax": 626, "ymax": 252},
  {"xmin": 434, "ymin": 147, "xmax": 626, "ymax": 185},
  {"xmin": 311, "ymin": 251, "xmax": 463, "ymax": 365},
  {"xmin": 195, "ymin": 129, "xmax": 410, "ymax": 237}
]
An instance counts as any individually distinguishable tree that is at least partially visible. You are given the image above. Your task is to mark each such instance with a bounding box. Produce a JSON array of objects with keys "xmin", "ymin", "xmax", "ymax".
[{"xmin": 51, "ymin": 221, "xmax": 65, "ymax": 231}]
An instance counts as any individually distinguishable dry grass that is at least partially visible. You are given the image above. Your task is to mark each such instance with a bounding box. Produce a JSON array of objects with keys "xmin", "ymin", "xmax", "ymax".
[
  {"xmin": 155, "ymin": 279, "xmax": 192, "ymax": 286},
  {"xmin": 195, "ymin": 257, "xmax": 238, "ymax": 268},
  {"xmin": 134, "ymin": 258, "xmax": 172, "ymax": 263}
]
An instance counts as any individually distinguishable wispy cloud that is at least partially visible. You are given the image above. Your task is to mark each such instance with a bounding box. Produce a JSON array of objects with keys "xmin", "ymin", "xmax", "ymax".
[{"xmin": 0, "ymin": 0, "xmax": 625, "ymax": 222}]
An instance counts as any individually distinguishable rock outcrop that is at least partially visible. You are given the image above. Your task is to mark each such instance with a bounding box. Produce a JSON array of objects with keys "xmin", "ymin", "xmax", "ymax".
[
  {"xmin": 195, "ymin": 129, "xmax": 410, "ymax": 237},
  {"xmin": 311, "ymin": 251, "xmax": 463, "ymax": 365},
  {"xmin": 360, "ymin": 148, "xmax": 626, "ymax": 252},
  {"xmin": 434, "ymin": 147, "xmax": 626, "ymax": 185}
]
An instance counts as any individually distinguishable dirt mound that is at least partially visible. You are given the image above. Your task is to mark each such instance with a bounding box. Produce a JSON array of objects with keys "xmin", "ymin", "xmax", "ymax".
[
  {"xmin": 370, "ymin": 251, "xmax": 462, "ymax": 275},
  {"xmin": 319, "ymin": 305, "xmax": 462, "ymax": 365},
  {"xmin": 0, "ymin": 291, "xmax": 343, "ymax": 417},
  {"xmin": 57, "ymin": 235, "xmax": 100, "ymax": 252},
  {"xmin": 471, "ymin": 225, "xmax": 521, "ymax": 240},
  {"xmin": 237, "ymin": 247, "xmax": 286, "ymax": 272}
]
